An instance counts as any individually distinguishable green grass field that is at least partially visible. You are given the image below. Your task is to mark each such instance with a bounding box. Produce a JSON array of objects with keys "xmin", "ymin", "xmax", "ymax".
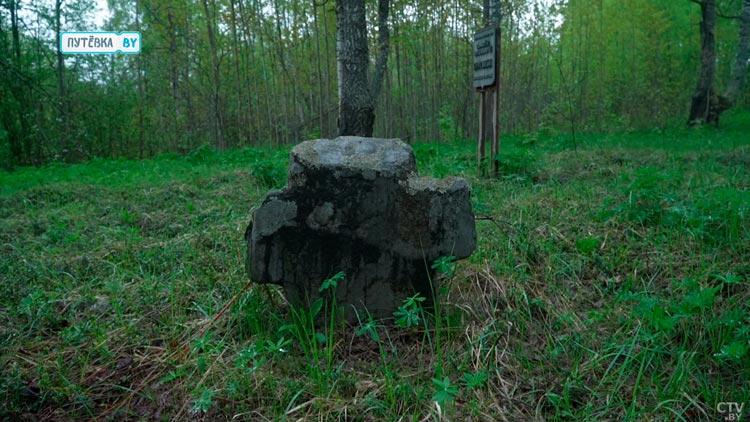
[{"xmin": 1, "ymin": 113, "xmax": 749, "ymax": 421}]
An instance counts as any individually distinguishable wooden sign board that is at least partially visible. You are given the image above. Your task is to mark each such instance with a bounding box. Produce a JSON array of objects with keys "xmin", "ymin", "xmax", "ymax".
[
  {"xmin": 473, "ymin": 27, "xmax": 498, "ymax": 89},
  {"xmin": 475, "ymin": 26, "xmax": 501, "ymax": 176}
]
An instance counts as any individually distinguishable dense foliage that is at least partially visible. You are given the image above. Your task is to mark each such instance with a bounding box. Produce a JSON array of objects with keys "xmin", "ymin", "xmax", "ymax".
[{"xmin": 1, "ymin": 0, "xmax": 748, "ymax": 167}]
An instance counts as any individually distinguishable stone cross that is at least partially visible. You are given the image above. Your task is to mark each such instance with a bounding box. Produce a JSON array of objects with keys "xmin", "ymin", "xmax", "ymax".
[{"xmin": 245, "ymin": 137, "xmax": 476, "ymax": 320}]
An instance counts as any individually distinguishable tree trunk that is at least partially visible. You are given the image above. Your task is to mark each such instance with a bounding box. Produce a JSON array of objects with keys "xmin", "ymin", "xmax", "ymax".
[
  {"xmin": 202, "ymin": 0, "xmax": 226, "ymax": 149},
  {"xmin": 256, "ymin": 10, "xmax": 276, "ymax": 145},
  {"xmin": 55, "ymin": 0, "xmax": 68, "ymax": 159},
  {"xmin": 394, "ymin": 23, "xmax": 404, "ymax": 138},
  {"xmin": 6, "ymin": 0, "xmax": 25, "ymax": 165},
  {"xmin": 229, "ymin": 0, "xmax": 246, "ymax": 146},
  {"xmin": 336, "ymin": 0, "xmax": 373, "ymax": 136},
  {"xmin": 238, "ymin": 0, "xmax": 262, "ymax": 143},
  {"xmin": 724, "ymin": 0, "xmax": 750, "ymax": 105},
  {"xmin": 336, "ymin": 0, "xmax": 388, "ymax": 137},
  {"xmin": 322, "ymin": 4, "xmax": 333, "ymax": 137},
  {"xmin": 182, "ymin": 11, "xmax": 195, "ymax": 153},
  {"xmin": 709, "ymin": 0, "xmax": 750, "ymax": 120},
  {"xmin": 136, "ymin": 0, "xmax": 145, "ymax": 158},
  {"xmin": 688, "ymin": 0, "xmax": 716, "ymax": 125},
  {"xmin": 689, "ymin": 0, "xmax": 749, "ymax": 126},
  {"xmin": 370, "ymin": 0, "xmax": 390, "ymax": 104},
  {"xmin": 313, "ymin": 0, "xmax": 326, "ymax": 137},
  {"xmin": 10, "ymin": 0, "xmax": 20, "ymax": 61}
]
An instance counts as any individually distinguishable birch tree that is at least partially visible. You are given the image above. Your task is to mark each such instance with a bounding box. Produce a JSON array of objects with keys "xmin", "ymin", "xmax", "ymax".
[{"xmin": 335, "ymin": 0, "xmax": 390, "ymax": 137}]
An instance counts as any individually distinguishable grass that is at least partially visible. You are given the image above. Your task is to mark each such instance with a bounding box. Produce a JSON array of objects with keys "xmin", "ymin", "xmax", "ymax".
[{"xmin": 1, "ymin": 113, "xmax": 749, "ymax": 421}]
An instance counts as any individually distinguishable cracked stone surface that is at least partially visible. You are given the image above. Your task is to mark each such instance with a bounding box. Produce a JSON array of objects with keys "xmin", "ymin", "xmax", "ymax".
[{"xmin": 245, "ymin": 136, "xmax": 476, "ymax": 320}]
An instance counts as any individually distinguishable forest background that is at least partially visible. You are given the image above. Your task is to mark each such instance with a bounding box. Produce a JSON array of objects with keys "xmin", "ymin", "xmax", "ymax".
[{"xmin": 2, "ymin": 0, "xmax": 749, "ymax": 168}]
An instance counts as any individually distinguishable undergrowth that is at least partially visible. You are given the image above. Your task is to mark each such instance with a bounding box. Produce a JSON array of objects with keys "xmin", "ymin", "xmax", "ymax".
[{"xmin": 1, "ymin": 118, "xmax": 749, "ymax": 420}]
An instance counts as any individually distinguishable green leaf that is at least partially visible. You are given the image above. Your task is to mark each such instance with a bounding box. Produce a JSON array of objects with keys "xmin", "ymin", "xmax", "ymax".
[
  {"xmin": 714, "ymin": 272, "xmax": 743, "ymax": 285},
  {"xmin": 432, "ymin": 256, "xmax": 457, "ymax": 275},
  {"xmin": 320, "ymin": 271, "xmax": 345, "ymax": 292},
  {"xmin": 310, "ymin": 298, "xmax": 323, "ymax": 318},
  {"xmin": 191, "ymin": 332, "xmax": 212, "ymax": 352},
  {"xmin": 714, "ymin": 341, "xmax": 748, "ymax": 360},
  {"xmin": 160, "ymin": 369, "xmax": 185, "ymax": 384},
  {"xmin": 190, "ymin": 388, "xmax": 215, "ymax": 414},
  {"xmin": 355, "ymin": 320, "xmax": 380, "ymax": 342},
  {"xmin": 431, "ymin": 376, "xmax": 458, "ymax": 405},
  {"xmin": 394, "ymin": 306, "xmax": 420, "ymax": 328},
  {"xmin": 404, "ymin": 293, "xmax": 426, "ymax": 307},
  {"xmin": 681, "ymin": 285, "xmax": 720, "ymax": 313},
  {"xmin": 461, "ymin": 371, "xmax": 488, "ymax": 389},
  {"xmin": 266, "ymin": 337, "xmax": 290, "ymax": 353}
]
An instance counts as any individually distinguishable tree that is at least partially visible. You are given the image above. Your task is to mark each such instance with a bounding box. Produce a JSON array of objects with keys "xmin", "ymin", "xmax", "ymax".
[
  {"xmin": 723, "ymin": 0, "xmax": 750, "ymax": 108},
  {"xmin": 709, "ymin": 0, "xmax": 750, "ymax": 120},
  {"xmin": 202, "ymin": 0, "xmax": 226, "ymax": 149},
  {"xmin": 335, "ymin": 0, "xmax": 390, "ymax": 137},
  {"xmin": 688, "ymin": 0, "xmax": 750, "ymax": 125},
  {"xmin": 1, "ymin": 0, "xmax": 28, "ymax": 166},
  {"xmin": 55, "ymin": 0, "xmax": 68, "ymax": 157}
]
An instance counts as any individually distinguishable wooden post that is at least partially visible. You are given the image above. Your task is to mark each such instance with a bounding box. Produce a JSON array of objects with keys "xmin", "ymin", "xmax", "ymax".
[
  {"xmin": 478, "ymin": 90, "xmax": 486, "ymax": 173},
  {"xmin": 474, "ymin": 27, "xmax": 500, "ymax": 177},
  {"xmin": 491, "ymin": 30, "xmax": 501, "ymax": 176},
  {"xmin": 490, "ymin": 90, "xmax": 498, "ymax": 176}
]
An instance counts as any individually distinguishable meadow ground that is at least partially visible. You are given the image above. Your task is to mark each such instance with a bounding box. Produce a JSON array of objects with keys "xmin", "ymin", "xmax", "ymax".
[{"xmin": 1, "ymin": 112, "xmax": 749, "ymax": 421}]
